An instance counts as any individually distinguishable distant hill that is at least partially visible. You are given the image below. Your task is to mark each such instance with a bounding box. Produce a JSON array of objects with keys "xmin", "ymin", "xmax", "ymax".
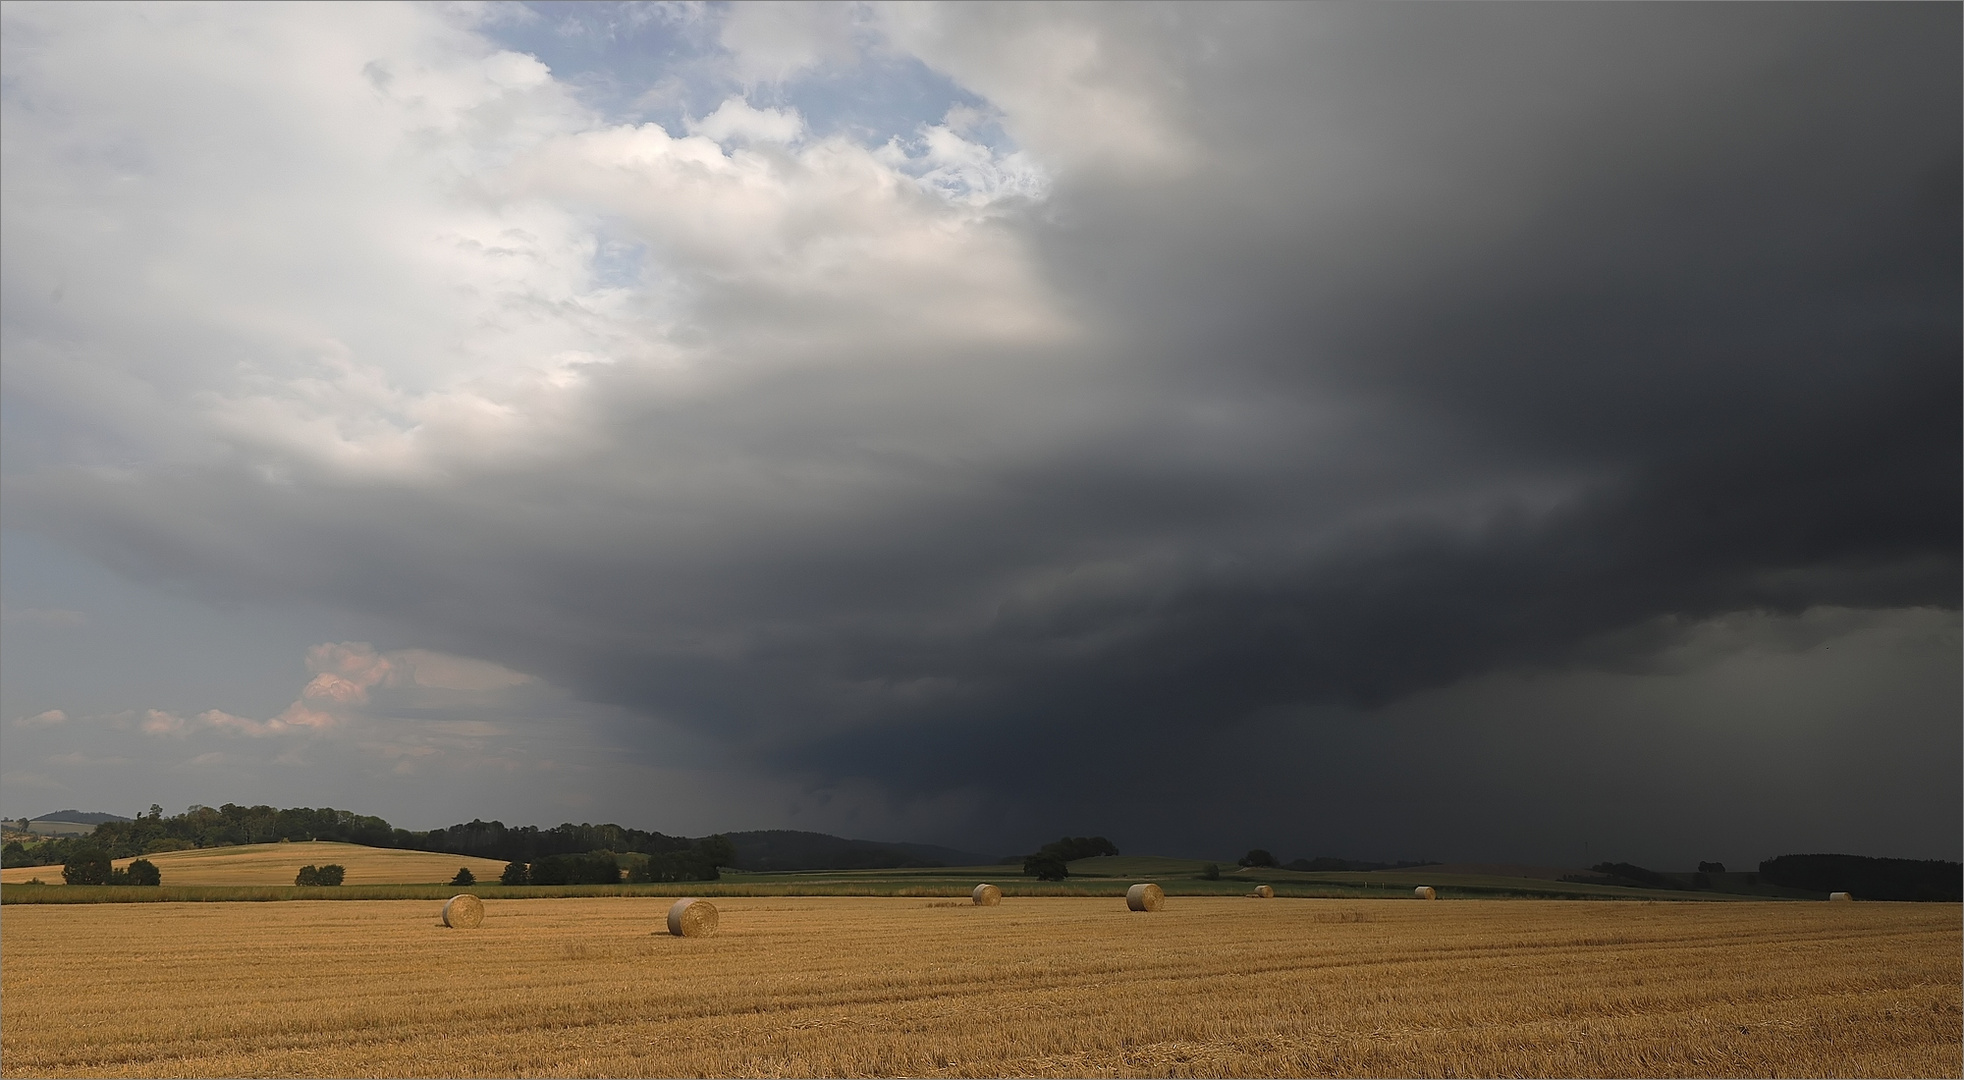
[
  {"xmin": 8, "ymin": 811, "xmax": 132, "ymax": 836},
  {"xmin": 31, "ymin": 811, "xmax": 131, "ymax": 824},
  {"xmin": 725, "ymin": 830, "xmax": 991, "ymax": 871}
]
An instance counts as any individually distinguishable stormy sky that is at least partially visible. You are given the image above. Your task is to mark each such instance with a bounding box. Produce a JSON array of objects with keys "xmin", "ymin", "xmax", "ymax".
[{"xmin": 2, "ymin": 2, "xmax": 1957, "ymax": 869}]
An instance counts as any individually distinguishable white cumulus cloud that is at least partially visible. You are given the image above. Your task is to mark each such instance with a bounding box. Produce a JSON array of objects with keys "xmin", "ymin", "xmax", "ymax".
[{"xmin": 691, "ymin": 98, "xmax": 805, "ymax": 145}]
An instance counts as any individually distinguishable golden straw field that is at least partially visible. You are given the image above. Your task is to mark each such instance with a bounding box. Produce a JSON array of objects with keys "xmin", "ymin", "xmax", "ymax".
[
  {"xmin": 2, "ymin": 896, "xmax": 1956, "ymax": 1078},
  {"xmin": 0, "ymin": 841, "xmax": 509, "ymax": 887}
]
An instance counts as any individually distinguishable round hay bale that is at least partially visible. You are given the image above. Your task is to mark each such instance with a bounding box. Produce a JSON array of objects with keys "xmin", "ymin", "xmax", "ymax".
[
  {"xmin": 1251, "ymin": 884, "xmax": 1275, "ymax": 899},
  {"xmin": 972, "ymin": 883, "xmax": 1003, "ymax": 906},
  {"xmin": 1414, "ymin": 886, "xmax": 1437, "ymax": 900},
  {"xmin": 1828, "ymin": 891, "xmax": 1854, "ymax": 902},
  {"xmin": 441, "ymin": 894, "xmax": 484, "ymax": 928},
  {"xmin": 667, "ymin": 897, "xmax": 719, "ymax": 937},
  {"xmin": 1125, "ymin": 883, "xmax": 1165, "ymax": 912}
]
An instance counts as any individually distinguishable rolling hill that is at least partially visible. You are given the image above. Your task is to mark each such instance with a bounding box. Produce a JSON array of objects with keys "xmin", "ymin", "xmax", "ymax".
[
  {"xmin": 31, "ymin": 810, "xmax": 133, "ymax": 825},
  {"xmin": 0, "ymin": 842, "xmax": 510, "ymax": 886}
]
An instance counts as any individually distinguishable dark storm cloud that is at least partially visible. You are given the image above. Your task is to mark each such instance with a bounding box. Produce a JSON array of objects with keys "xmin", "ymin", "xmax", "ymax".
[
  {"xmin": 4, "ymin": 4, "xmax": 1956, "ymax": 853},
  {"xmin": 641, "ymin": 4, "xmax": 1961, "ymax": 785}
]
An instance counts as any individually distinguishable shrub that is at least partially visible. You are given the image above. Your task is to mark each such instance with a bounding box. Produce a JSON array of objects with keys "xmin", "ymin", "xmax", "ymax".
[
  {"xmin": 1200, "ymin": 862, "xmax": 1221, "ymax": 880},
  {"xmin": 451, "ymin": 866, "xmax": 476, "ymax": 886},
  {"xmin": 500, "ymin": 861, "xmax": 529, "ymax": 885},
  {"xmin": 62, "ymin": 848, "xmax": 111, "ymax": 885},
  {"xmin": 295, "ymin": 863, "xmax": 346, "ymax": 886}
]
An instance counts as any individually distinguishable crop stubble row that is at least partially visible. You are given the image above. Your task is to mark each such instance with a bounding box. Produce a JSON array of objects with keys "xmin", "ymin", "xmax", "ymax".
[{"xmin": 1, "ymin": 897, "xmax": 1956, "ymax": 1077}]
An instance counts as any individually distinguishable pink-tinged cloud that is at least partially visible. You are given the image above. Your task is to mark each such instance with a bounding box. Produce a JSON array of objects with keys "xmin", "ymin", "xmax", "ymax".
[
  {"xmin": 144, "ymin": 643, "xmax": 535, "ymax": 742},
  {"xmin": 271, "ymin": 702, "xmax": 337, "ymax": 730},
  {"xmin": 182, "ymin": 648, "xmax": 376, "ymax": 735},
  {"xmin": 15, "ymin": 709, "xmax": 69, "ymax": 728},
  {"xmin": 141, "ymin": 709, "xmax": 186, "ymax": 736},
  {"xmin": 194, "ymin": 704, "xmax": 337, "ymax": 737},
  {"xmin": 301, "ymin": 672, "xmax": 373, "ymax": 704},
  {"xmin": 196, "ymin": 709, "xmax": 274, "ymax": 735},
  {"xmin": 302, "ymin": 642, "xmax": 400, "ymax": 705}
]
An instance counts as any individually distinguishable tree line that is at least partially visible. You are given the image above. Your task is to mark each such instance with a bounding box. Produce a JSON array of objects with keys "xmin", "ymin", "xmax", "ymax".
[
  {"xmin": 1760, "ymin": 854, "xmax": 1960, "ymax": 902},
  {"xmin": 0, "ymin": 803, "xmax": 733, "ymax": 883},
  {"xmin": 497, "ymin": 838, "xmax": 736, "ymax": 885}
]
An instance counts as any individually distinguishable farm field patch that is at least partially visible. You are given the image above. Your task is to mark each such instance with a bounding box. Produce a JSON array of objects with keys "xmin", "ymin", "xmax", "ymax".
[
  {"xmin": 2, "ymin": 896, "xmax": 1955, "ymax": 1077},
  {"xmin": 0, "ymin": 841, "xmax": 509, "ymax": 887}
]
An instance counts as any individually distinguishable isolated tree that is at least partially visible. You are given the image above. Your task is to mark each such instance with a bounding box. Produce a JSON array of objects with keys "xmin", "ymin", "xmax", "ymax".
[
  {"xmin": 500, "ymin": 861, "xmax": 529, "ymax": 885},
  {"xmin": 451, "ymin": 867, "xmax": 476, "ymax": 886},
  {"xmin": 1023, "ymin": 853, "xmax": 1069, "ymax": 881},
  {"xmin": 1200, "ymin": 863, "xmax": 1221, "ymax": 881},
  {"xmin": 295, "ymin": 864, "xmax": 321, "ymax": 886},
  {"xmin": 63, "ymin": 848, "xmax": 112, "ymax": 885},
  {"xmin": 1238, "ymin": 849, "xmax": 1277, "ymax": 868},
  {"xmin": 1697, "ymin": 861, "xmax": 1726, "ymax": 874},
  {"xmin": 124, "ymin": 858, "xmax": 161, "ymax": 886}
]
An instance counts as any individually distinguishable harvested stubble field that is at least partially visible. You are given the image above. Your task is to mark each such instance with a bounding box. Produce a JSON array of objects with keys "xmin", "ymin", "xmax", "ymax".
[{"xmin": 2, "ymin": 897, "xmax": 1955, "ymax": 1078}]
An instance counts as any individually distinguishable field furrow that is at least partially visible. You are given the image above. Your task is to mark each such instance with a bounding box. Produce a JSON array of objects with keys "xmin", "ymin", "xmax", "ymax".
[{"xmin": 3, "ymin": 897, "xmax": 1956, "ymax": 1077}]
